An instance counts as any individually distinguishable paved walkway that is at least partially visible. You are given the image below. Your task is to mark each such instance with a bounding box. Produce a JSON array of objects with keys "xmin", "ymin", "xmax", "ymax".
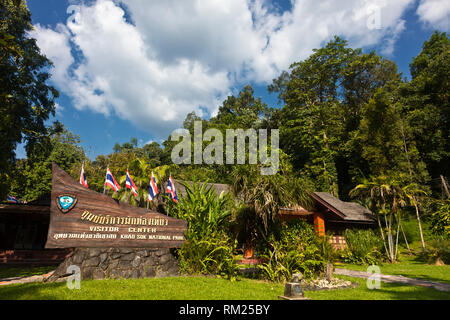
[
  {"xmin": 0, "ymin": 271, "xmax": 54, "ymax": 286},
  {"xmin": 334, "ymin": 268, "xmax": 450, "ymax": 292}
]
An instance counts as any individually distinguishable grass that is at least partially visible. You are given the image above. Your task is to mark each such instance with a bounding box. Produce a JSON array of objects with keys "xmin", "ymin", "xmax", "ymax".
[
  {"xmin": 0, "ymin": 276, "xmax": 285, "ymax": 300},
  {"xmin": 335, "ymin": 242, "xmax": 450, "ymax": 285},
  {"xmin": 0, "ymin": 273, "xmax": 449, "ymax": 300},
  {"xmin": 0, "ymin": 265, "xmax": 57, "ymax": 280},
  {"xmin": 305, "ymin": 275, "xmax": 450, "ymax": 300},
  {"xmin": 1, "ymin": 242, "xmax": 449, "ymax": 300}
]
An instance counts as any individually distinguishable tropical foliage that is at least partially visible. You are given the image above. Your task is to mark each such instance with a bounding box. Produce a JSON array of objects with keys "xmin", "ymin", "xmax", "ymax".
[
  {"xmin": 258, "ymin": 220, "xmax": 324, "ymax": 282},
  {"xmin": 172, "ymin": 180, "xmax": 238, "ymax": 278},
  {"xmin": 341, "ymin": 229, "xmax": 384, "ymax": 265}
]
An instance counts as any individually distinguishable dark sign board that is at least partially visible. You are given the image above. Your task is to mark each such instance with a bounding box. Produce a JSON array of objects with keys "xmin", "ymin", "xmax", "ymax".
[{"xmin": 45, "ymin": 163, "xmax": 187, "ymax": 248}]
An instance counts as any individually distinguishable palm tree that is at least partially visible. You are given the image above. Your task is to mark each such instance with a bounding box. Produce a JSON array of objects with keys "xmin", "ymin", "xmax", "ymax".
[
  {"xmin": 230, "ymin": 164, "xmax": 312, "ymax": 258},
  {"xmin": 350, "ymin": 175, "xmax": 396, "ymax": 261},
  {"xmin": 401, "ymin": 183, "xmax": 428, "ymax": 250}
]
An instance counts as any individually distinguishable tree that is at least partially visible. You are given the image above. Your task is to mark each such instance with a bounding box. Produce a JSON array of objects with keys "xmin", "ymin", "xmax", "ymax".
[
  {"xmin": 10, "ymin": 125, "xmax": 85, "ymax": 201},
  {"xmin": 269, "ymin": 37, "xmax": 400, "ymax": 198},
  {"xmin": 403, "ymin": 31, "xmax": 450, "ymax": 185},
  {"xmin": 211, "ymin": 84, "xmax": 272, "ymax": 129},
  {"xmin": 355, "ymin": 82, "xmax": 429, "ymax": 184},
  {"xmin": 0, "ymin": 0, "xmax": 59, "ymax": 200}
]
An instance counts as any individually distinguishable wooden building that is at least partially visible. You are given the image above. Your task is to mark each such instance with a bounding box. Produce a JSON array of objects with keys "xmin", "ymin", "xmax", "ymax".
[
  {"xmin": 279, "ymin": 192, "xmax": 376, "ymax": 249},
  {"xmin": 0, "ymin": 196, "xmax": 72, "ymax": 265}
]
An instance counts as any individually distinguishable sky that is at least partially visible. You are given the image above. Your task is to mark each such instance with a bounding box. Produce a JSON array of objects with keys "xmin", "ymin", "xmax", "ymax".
[{"xmin": 17, "ymin": 0, "xmax": 450, "ymax": 159}]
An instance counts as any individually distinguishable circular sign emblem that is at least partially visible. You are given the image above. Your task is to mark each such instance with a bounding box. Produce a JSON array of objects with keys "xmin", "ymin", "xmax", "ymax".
[{"xmin": 57, "ymin": 195, "xmax": 77, "ymax": 213}]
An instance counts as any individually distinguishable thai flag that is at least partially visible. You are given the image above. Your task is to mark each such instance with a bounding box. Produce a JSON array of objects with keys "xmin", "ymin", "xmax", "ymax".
[
  {"xmin": 7, "ymin": 195, "xmax": 18, "ymax": 203},
  {"xmin": 166, "ymin": 176, "xmax": 178, "ymax": 203},
  {"xmin": 125, "ymin": 170, "xmax": 139, "ymax": 197},
  {"xmin": 148, "ymin": 172, "xmax": 159, "ymax": 201},
  {"xmin": 105, "ymin": 168, "xmax": 121, "ymax": 192},
  {"xmin": 79, "ymin": 164, "xmax": 88, "ymax": 188}
]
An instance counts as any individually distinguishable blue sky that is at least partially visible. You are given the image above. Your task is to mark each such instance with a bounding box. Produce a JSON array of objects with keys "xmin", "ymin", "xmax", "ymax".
[{"xmin": 18, "ymin": 0, "xmax": 449, "ymax": 160}]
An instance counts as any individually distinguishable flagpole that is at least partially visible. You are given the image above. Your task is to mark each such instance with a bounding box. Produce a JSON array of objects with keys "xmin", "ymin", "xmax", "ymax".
[{"xmin": 103, "ymin": 167, "xmax": 107, "ymax": 194}]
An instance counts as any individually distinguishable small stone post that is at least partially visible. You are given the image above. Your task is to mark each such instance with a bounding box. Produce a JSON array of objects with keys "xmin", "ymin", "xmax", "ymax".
[
  {"xmin": 279, "ymin": 273, "xmax": 311, "ymax": 300},
  {"xmin": 326, "ymin": 263, "xmax": 334, "ymax": 281}
]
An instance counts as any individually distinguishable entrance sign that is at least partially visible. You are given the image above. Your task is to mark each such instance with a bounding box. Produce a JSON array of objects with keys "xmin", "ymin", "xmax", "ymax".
[{"xmin": 45, "ymin": 163, "xmax": 187, "ymax": 248}]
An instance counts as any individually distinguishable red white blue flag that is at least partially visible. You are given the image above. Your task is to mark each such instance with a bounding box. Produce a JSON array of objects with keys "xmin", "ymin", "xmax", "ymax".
[
  {"xmin": 148, "ymin": 172, "xmax": 159, "ymax": 201},
  {"xmin": 166, "ymin": 175, "xmax": 178, "ymax": 203},
  {"xmin": 126, "ymin": 170, "xmax": 139, "ymax": 197},
  {"xmin": 79, "ymin": 164, "xmax": 88, "ymax": 188},
  {"xmin": 7, "ymin": 195, "xmax": 18, "ymax": 203},
  {"xmin": 105, "ymin": 168, "xmax": 121, "ymax": 192}
]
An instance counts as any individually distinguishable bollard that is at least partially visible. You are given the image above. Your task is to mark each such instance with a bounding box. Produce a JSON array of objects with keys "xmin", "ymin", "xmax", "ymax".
[{"xmin": 279, "ymin": 272, "xmax": 311, "ymax": 300}]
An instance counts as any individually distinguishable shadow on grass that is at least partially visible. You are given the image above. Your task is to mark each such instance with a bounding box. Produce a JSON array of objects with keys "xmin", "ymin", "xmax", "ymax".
[
  {"xmin": 0, "ymin": 265, "xmax": 57, "ymax": 280},
  {"xmin": 374, "ymin": 283, "xmax": 450, "ymax": 300},
  {"xmin": 0, "ymin": 281, "xmax": 64, "ymax": 300}
]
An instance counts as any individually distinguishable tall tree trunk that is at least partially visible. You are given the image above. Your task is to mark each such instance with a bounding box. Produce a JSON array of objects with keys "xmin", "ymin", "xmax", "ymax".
[
  {"xmin": 413, "ymin": 196, "xmax": 426, "ymax": 250},
  {"xmin": 400, "ymin": 222, "xmax": 411, "ymax": 253},
  {"xmin": 395, "ymin": 213, "xmax": 401, "ymax": 260},
  {"xmin": 377, "ymin": 214, "xmax": 389, "ymax": 258},
  {"xmin": 441, "ymin": 175, "xmax": 450, "ymax": 198}
]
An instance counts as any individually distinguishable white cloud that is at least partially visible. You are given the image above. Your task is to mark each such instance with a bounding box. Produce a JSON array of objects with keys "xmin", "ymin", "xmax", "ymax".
[
  {"xmin": 416, "ymin": 0, "xmax": 450, "ymax": 31},
  {"xmin": 30, "ymin": 0, "xmax": 415, "ymax": 139}
]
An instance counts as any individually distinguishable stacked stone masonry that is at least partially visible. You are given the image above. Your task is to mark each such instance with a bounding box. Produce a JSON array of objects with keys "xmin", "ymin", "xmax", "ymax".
[{"xmin": 46, "ymin": 248, "xmax": 180, "ymax": 281}]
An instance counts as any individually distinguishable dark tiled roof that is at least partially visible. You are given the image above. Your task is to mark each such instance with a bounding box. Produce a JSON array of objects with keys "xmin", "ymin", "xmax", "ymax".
[
  {"xmin": 313, "ymin": 192, "xmax": 376, "ymax": 223},
  {"xmin": 166, "ymin": 180, "xmax": 231, "ymax": 197}
]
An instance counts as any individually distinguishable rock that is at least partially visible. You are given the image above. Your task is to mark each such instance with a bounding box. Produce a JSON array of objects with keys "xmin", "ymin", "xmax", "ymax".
[
  {"xmin": 83, "ymin": 257, "xmax": 100, "ymax": 267},
  {"xmin": 132, "ymin": 256, "xmax": 141, "ymax": 268},
  {"xmin": 119, "ymin": 248, "xmax": 134, "ymax": 254},
  {"xmin": 159, "ymin": 254, "xmax": 170, "ymax": 265},
  {"xmin": 121, "ymin": 253, "xmax": 135, "ymax": 261},
  {"xmin": 92, "ymin": 269, "xmax": 106, "ymax": 280},
  {"xmin": 99, "ymin": 253, "xmax": 108, "ymax": 263},
  {"xmin": 89, "ymin": 248, "xmax": 104, "ymax": 258}
]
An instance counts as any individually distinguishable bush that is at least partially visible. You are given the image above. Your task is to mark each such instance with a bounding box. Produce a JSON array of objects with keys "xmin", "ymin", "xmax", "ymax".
[
  {"xmin": 258, "ymin": 220, "xmax": 324, "ymax": 282},
  {"xmin": 167, "ymin": 179, "xmax": 238, "ymax": 279},
  {"xmin": 177, "ymin": 231, "xmax": 239, "ymax": 279},
  {"xmin": 341, "ymin": 229, "xmax": 384, "ymax": 264},
  {"xmin": 430, "ymin": 200, "xmax": 450, "ymax": 238},
  {"xmin": 418, "ymin": 237, "xmax": 450, "ymax": 265}
]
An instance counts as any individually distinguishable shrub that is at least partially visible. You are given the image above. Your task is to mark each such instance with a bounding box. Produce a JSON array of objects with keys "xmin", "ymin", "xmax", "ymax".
[
  {"xmin": 167, "ymin": 179, "xmax": 238, "ymax": 279},
  {"xmin": 418, "ymin": 237, "xmax": 450, "ymax": 265},
  {"xmin": 430, "ymin": 200, "xmax": 450, "ymax": 238},
  {"xmin": 258, "ymin": 220, "xmax": 325, "ymax": 282},
  {"xmin": 342, "ymin": 229, "xmax": 384, "ymax": 264},
  {"xmin": 177, "ymin": 231, "xmax": 239, "ymax": 279},
  {"xmin": 319, "ymin": 233, "xmax": 339, "ymax": 263},
  {"xmin": 169, "ymin": 180, "xmax": 233, "ymax": 240}
]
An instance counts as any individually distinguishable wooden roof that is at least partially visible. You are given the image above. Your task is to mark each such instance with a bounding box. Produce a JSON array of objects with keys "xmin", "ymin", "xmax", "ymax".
[{"xmin": 312, "ymin": 192, "xmax": 376, "ymax": 223}]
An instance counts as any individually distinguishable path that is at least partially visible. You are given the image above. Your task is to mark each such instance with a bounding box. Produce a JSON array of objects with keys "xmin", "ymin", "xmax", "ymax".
[
  {"xmin": 334, "ymin": 268, "xmax": 450, "ymax": 292},
  {"xmin": 0, "ymin": 271, "xmax": 54, "ymax": 286}
]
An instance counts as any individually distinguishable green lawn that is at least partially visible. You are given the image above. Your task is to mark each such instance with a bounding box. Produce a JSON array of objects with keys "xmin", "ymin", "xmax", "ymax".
[
  {"xmin": 335, "ymin": 253, "xmax": 450, "ymax": 285},
  {"xmin": 0, "ymin": 276, "xmax": 284, "ymax": 300},
  {"xmin": 0, "ymin": 265, "xmax": 56, "ymax": 280},
  {"xmin": 0, "ymin": 274, "xmax": 449, "ymax": 300}
]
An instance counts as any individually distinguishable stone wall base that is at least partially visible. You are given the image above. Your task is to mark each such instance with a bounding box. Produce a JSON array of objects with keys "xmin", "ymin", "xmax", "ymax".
[{"xmin": 46, "ymin": 248, "xmax": 179, "ymax": 282}]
